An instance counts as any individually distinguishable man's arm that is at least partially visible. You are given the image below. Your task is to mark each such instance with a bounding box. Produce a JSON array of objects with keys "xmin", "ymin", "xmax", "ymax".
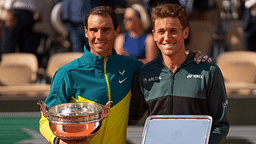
[
  {"xmin": 39, "ymin": 68, "xmax": 71, "ymax": 144},
  {"xmin": 39, "ymin": 114, "xmax": 56, "ymax": 144},
  {"xmin": 129, "ymin": 69, "xmax": 148, "ymax": 125},
  {"xmin": 207, "ymin": 66, "xmax": 230, "ymax": 144}
]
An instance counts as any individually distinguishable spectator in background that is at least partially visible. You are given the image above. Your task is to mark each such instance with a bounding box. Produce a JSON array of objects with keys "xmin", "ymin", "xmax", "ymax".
[
  {"xmin": 0, "ymin": 0, "xmax": 7, "ymax": 28},
  {"xmin": 1, "ymin": 0, "xmax": 44, "ymax": 54},
  {"xmin": 242, "ymin": 0, "xmax": 256, "ymax": 51},
  {"xmin": 114, "ymin": 4, "xmax": 159, "ymax": 64},
  {"xmin": 144, "ymin": 0, "xmax": 180, "ymax": 11},
  {"xmin": 54, "ymin": 0, "xmax": 95, "ymax": 52},
  {"xmin": 0, "ymin": 0, "xmax": 7, "ymax": 62}
]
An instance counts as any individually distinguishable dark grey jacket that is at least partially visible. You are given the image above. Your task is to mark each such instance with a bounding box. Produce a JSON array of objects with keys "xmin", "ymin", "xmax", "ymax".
[{"xmin": 129, "ymin": 53, "xmax": 229, "ymax": 144}]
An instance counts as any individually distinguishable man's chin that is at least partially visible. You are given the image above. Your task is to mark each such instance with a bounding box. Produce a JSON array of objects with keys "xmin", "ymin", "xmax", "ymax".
[
  {"xmin": 92, "ymin": 48, "xmax": 112, "ymax": 57},
  {"xmin": 161, "ymin": 50, "xmax": 176, "ymax": 57},
  {"xmin": 92, "ymin": 46, "xmax": 104, "ymax": 50},
  {"xmin": 92, "ymin": 44, "xmax": 106, "ymax": 50}
]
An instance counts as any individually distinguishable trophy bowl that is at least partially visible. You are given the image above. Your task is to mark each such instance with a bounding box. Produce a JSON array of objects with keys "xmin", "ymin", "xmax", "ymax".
[{"xmin": 37, "ymin": 100, "xmax": 112, "ymax": 140}]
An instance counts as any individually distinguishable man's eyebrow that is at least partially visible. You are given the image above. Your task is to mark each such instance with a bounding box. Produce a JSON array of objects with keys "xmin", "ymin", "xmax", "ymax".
[
  {"xmin": 159, "ymin": 27, "xmax": 177, "ymax": 30},
  {"xmin": 103, "ymin": 26, "xmax": 112, "ymax": 30},
  {"xmin": 89, "ymin": 27, "xmax": 97, "ymax": 30},
  {"xmin": 156, "ymin": 28, "xmax": 164, "ymax": 31},
  {"xmin": 89, "ymin": 27, "xmax": 112, "ymax": 30}
]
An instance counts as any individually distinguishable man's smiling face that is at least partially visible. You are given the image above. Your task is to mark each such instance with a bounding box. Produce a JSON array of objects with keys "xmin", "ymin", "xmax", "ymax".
[
  {"xmin": 85, "ymin": 14, "xmax": 119, "ymax": 57},
  {"xmin": 152, "ymin": 17, "xmax": 189, "ymax": 57}
]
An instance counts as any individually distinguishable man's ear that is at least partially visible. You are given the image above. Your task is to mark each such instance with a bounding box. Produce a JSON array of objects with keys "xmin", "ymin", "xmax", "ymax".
[
  {"xmin": 183, "ymin": 27, "xmax": 189, "ymax": 39},
  {"xmin": 152, "ymin": 29, "xmax": 157, "ymax": 42},
  {"xmin": 84, "ymin": 26, "xmax": 88, "ymax": 38},
  {"xmin": 115, "ymin": 26, "xmax": 120, "ymax": 37}
]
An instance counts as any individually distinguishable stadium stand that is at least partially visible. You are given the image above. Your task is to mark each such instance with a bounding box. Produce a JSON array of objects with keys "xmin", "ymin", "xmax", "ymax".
[
  {"xmin": 0, "ymin": 53, "xmax": 50, "ymax": 96},
  {"xmin": 216, "ymin": 51, "xmax": 256, "ymax": 95},
  {"xmin": 46, "ymin": 52, "xmax": 83, "ymax": 80}
]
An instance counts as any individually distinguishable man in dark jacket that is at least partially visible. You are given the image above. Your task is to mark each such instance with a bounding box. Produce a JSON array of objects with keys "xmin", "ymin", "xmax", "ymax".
[{"xmin": 129, "ymin": 4, "xmax": 229, "ymax": 144}]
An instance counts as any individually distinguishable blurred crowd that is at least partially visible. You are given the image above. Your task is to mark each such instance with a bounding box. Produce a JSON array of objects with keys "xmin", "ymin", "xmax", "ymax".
[{"xmin": 0, "ymin": 0, "xmax": 255, "ymax": 68}]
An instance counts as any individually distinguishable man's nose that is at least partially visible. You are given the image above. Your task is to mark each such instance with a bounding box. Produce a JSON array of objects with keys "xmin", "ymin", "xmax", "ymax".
[
  {"xmin": 96, "ymin": 30, "xmax": 103, "ymax": 38},
  {"xmin": 164, "ymin": 32, "xmax": 172, "ymax": 40}
]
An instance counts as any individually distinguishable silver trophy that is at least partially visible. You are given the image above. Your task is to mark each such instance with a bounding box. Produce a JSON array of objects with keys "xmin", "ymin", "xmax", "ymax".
[{"xmin": 37, "ymin": 100, "xmax": 112, "ymax": 140}]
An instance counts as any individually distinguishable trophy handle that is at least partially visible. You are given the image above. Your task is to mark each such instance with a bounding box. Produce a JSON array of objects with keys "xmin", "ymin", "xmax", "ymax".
[
  {"xmin": 102, "ymin": 101, "xmax": 113, "ymax": 118},
  {"xmin": 37, "ymin": 100, "xmax": 49, "ymax": 117}
]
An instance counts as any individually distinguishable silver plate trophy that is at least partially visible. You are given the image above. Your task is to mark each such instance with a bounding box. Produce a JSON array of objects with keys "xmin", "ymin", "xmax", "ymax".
[
  {"xmin": 37, "ymin": 100, "xmax": 112, "ymax": 140},
  {"xmin": 141, "ymin": 115, "xmax": 212, "ymax": 144}
]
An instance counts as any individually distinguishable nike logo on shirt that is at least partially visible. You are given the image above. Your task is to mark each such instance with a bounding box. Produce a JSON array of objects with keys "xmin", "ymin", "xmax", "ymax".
[{"xmin": 119, "ymin": 77, "xmax": 128, "ymax": 83}]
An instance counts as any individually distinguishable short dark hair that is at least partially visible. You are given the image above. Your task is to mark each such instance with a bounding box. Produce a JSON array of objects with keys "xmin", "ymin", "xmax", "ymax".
[
  {"xmin": 151, "ymin": 4, "xmax": 188, "ymax": 30},
  {"xmin": 84, "ymin": 6, "xmax": 119, "ymax": 30}
]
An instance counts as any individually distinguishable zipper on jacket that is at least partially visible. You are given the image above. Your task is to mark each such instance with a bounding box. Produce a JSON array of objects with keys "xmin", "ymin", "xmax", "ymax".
[
  {"xmin": 170, "ymin": 69, "xmax": 180, "ymax": 114},
  {"xmin": 100, "ymin": 57, "xmax": 111, "ymax": 143},
  {"xmin": 104, "ymin": 57, "xmax": 111, "ymax": 101},
  {"xmin": 170, "ymin": 74, "xmax": 175, "ymax": 114}
]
